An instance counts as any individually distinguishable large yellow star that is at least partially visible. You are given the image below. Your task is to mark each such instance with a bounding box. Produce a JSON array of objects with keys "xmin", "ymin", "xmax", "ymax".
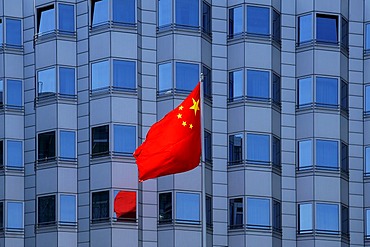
[
  {"xmin": 177, "ymin": 113, "xmax": 182, "ymax": 119},
  {"xmin": 189, "ymin": 98, "xmax": 200, "ymax": 116}
]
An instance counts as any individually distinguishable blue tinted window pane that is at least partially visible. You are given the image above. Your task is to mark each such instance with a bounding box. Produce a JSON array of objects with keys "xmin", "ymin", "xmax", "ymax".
[
  {"xmin": 202, "ymin": 2, "xmax": 211, "ymax": 35},
  {"xmin": 176, "ymin": 192, "xmax": 200, "ymax": 223},
  {"xmin": 158, "ymin": 63, "xmax": 172, "ymax": 92},
  {"xmin": 366, "ymin": 24, "xmax": 370, "ymax": 51},
  {"xmin": 6, "ymin": 19, "xmax": 21, "ymax": 46},
  {"xmin": 246, "ymin": 70, "xmax": 269, "ymax": 100},
  {"xmin": 341, "ymin": 18, "xmax": 348, "ymax": 48},
  {"xmin": 247, "ymin": 134, "xmax": 269, "ymax": 164},
  {"xmin": 366, "ymin": 147, "xmax": 370, "ymax": 174},
  {"xmin": 272, "ymin": 74, "xmax": 280, "ymax": 104},
  {"xmin": 299, "ymin": 140, "xmax": 312, "ymax": 169},
  {"xmin": 316, "ymin": 77, "xmax": 338, "ymax": 106},
  {"xmin": 38, "ymin": 68, "xmax": 56, "ymax": 96},
  {"xmin": 7, "ymin": 141, "xmax": 22, "ymax": 168},
  {"xmin": 0, "ymin": 80, "xmax": 2, "ymax": 105},
  {"xmin": 0, "ymin": 20, "xmax": 3, "ymax": 44},
  {"xmin": 317, "ymin": 15, "xmax": 338, "ymax": 43},
  {"xmin": 7, "ymin": 80, "xmax": 22, "ymax": 107},
  {"xmin": 176, "ymin": 0, "xmax": 199, "ymax": 27},
  {"xmin": 92, "ymin": 0, "xmax": 109, "ymax": 25},
  {"xmin": 299, "ymin": 14, "xmax": 312, "ymax": 43},
  {"xmin": 230, "ymin": 198, "xmax": 243, "ymax": 227},
  {"xmin": 246, "ymin": 6, "xmax": 269, "ymax": 35},
  {"xmin": 59, "ymin": 4, "xmax": 74, "ymax": 32},
  {"xmin": 114, "ymin": 125, "xmax": 136, "ymax": 155},
  {"xmin": 60, "ymin": 131, "xmax": 76, "ymax": 159},
  {"xmin": 229, "ymin": 70, "xmax": 243, "ymax": 100},
  {"xmin": 38, "ymin": 6, "xmax": 55, "ymax": 34},
  {"xmin": 60, "ymin": 67, "xmax": 75, "ymax": 95},
  {"xmin": 316, "ymin": 140, "xmax": 338, "ymax": 169},
  {"xmin": 7, "ymin": 202, "xmax": 23, "ymax": 229},
  {"xmin": 229, "ymin": 134, "xmax": 243, "ymax": 164},
  {"xmin": 272, "ymin": 10, "xmax": 280, "ymax": 41},
  {"xmin": 366, "ymin": 86, "xmax": 370, "ymax": 113},
  {"xmin": 367, "ymin": 209, "xmax": 370, "ymax": 237},
  {"xmin": 159, "ymin": 0, "xmax": 172, "ymax": 27},
  {"xmin": 113, "ymin": 60, "xmax": 136, "ymax": 89},
  {"xmin": 298, "ymin": 78, "xmax": 312, "ymax": 106},
  {"xmin": 92, "ymin": 61, "xmax": 109, "ymax": 90},
  {"xmin": 316, "ymin": 204, "xmax": 339, "ymax": 232},
  {"xmin": 229, "ymin": 7, "xmax": 242, "ymax": 36},
  {"xmin": 299, "ymin": 204, "xmax": 312, "ymax": 232},
  {"xmin": 113, "ymin": 0, "xmax": 135, "ymax": 24},
  {"xmin": 176, "ymin": 62, "xmax": 198, "ymax": 91},
  {"xmin": 247, "ymin": 198, "xmax": 270, "ymax": 227},
  {"xmin": 60, "ymin": 195, "xmax": 76, "ymax": 223}
]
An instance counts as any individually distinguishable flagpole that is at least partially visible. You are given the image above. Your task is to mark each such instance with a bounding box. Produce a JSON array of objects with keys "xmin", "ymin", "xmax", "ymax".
[{"xmin": 200, "ymin": 73, "xmax": 207, "ymax": 247}]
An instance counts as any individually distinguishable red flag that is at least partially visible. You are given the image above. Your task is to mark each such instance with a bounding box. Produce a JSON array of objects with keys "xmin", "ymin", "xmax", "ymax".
[
  {"xmin": 114, "ymin": 191, "xmax": 136, "ymax": 219},
  {"xmin": 134, "ymin": 82, "xmax": 201, "ymax": 181}
]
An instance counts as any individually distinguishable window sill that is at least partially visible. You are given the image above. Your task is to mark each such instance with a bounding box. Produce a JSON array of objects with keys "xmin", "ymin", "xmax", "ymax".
[
  {"xmin": 157, "ymin": 24, "xmax": 202, "ymax": 37},
  {"xmin": 34, "ymin": 30, "xmax": 77, "ymax": 45},
  {"xmin": 227, "ymin": 32, "xmax": 281, "ymax": 49},
  {"xmin": 90, "ymin": 218, "xmax": 138, "ymax": 230},
  {"xmin": 36, "ymin": 222, "xmax": 77, "ymax": 233},
  {"xmin": 297, "ymin": 230, "xmax": 348, "ymax": 241},
  {"xmin": 35, "ymin": 158, "xmax": 77, "ymax": 170},
  {"xmin": 228, "ymin": 97, "xmax": 281, "ymax": 111},
  {"xmin": 0, "ymin": 105, "xmax": 24, "ymax": 115},
  {"xmin": 0, "ymin": 44, "xmax": 23, "ymax": 54},
  {"xmin": 35, "ymin": 94, "xmax": 77, "ymax": 107},
  {"xmin": 90, "ymin": 87, "xmax": 137, "ymax": 99},
  {"xmin": 158, "ymin": 220, "xmax": 202, "ymax": 230},
  {"xmin": 90, "ymin": 21, "xmax": 137, "ymax": 35},
  {"xmin": 296, "ymin": 104, "xmax": 348, "ymax": 117},
  {"xmin": 296, "ymin": 166, "xmax": 349, "ymax": 180},
  {"xmin": 296, "ymin": 40, "xmax": 348, "ymax": 55},
  {"xmin": 0, "ymin": 166, "xmax": 24, "ymax": 175},
  {"xmin": 0, "ymin": 228, "xmax": 24, "ymax": 237}
]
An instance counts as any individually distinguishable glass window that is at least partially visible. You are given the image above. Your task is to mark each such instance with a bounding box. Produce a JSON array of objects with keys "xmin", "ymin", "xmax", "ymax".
[
  {"xmin": 341, "ymin": 142, "xmax": 348, "ymax": 172},
  {"xmin": 204, "ymin": 131, "xmax": 212, "ymax": 163},
  {"xmin": 246, "ymin": 70, "xmax": 269, "ymax": 100},
  {"xmin": 272, "ymin": 74, "xmax": 280, "ymax": 104},
  {"xmin": 341, "ymin": 80, "xmax": 348, "ymax": 111},
  {"xmin": 272, "ymin": 9, "xmax": 280, "ymax": 42},
  {"xmin": 202, "ymin": 1, "xmax": 211, "ymax": 35},
  {"xmin": 341, "ymin": 18, "xmax": 348, "ymax": 48},
  {"xmin": 59, "ymin": 67, "xmax": 75, "ymax": 96},
  {"xmin": 7, "ymin": 80, "xmax": 22, "ymax": 107},
  {"xmin": 38, "ymin": 67, "xmax": 56, "ymax": 96},
  {"xmin": 229, "ymin": 134, "xmax": 243, "ymax": 165},
  {"xmin": 113, "ymin": 190, "xmax": 136, "ymax": 221},
  {"xmin": 272, "ymin": 136, "xmax": 280, "ymax": 167},
  {"xmin": 366, "ymin": 85, "xmax": 370, "ymax": 114},
  {"xmin": 38, "ymin": 195, "xmax": 56, "ymax": 226},
  {"xmin": 176, "ymin": 192, "xmax": 200, "ymax": 223},
  {"xmin": 273, "ymin": 200, "xmax": 281, "ymax": 230},
  {"xmin": 298, "ymin": 77, "xmax": 312, "ymax": 107},
  {"xmin": 113, "ymin": 125, "xmax": 136, "ymax": 155},
  {"xmin": 60, "ymin": 195, "xmax": 76, "ymax": 224},
  {"xmin": 0, "ymin": 80, "xmax": 3, "ymax": 106},
  {"xmin": 366, "ymin": 147, "xmax": 370, "ymax": 175},
  {"xmin": 247, "ymin": 198, "xmax": 270, "ymax": 228},
  {"xmin": 38, "ymin": 131, "xmax": 56, "ymax": 162},
  {"xmin": 229, "ymin": 198, "xmax": 243, "ymax": 228},
  {"xmin": 366, "ymin": 209, "xmax": 370, "ymax": 238},
  {"xmin": 0, "ymin": 20, "xmax": 3, "ymax": 44},
  {"xmin": 158, "ymin": 0, "xmax": 172, "ymax": 27},
  {"xmin": 206, "ymin": 196, "xmax": 212, "ymax": 227},
  {"xmin": 60, "ymin": 131, "xmax": 76, "ymax": 160},
  {"xmin": 246, "ymin": 133, "xmax": 270, "ymax": 164},
  {"xmin": 175, "ymin": 0, "xmax": 199, "ymax": 27},
  {"xmin": 246, "ymin": 6, "xmax": 269, "ymax": 36},
  {"xmin": 92, "ymin": 125, "xmax": 109, "ymax": 156},
  {"xmin": 92, "ymin": 191, "xmax": 109, "ymax": 222},
  {"xmin": 316, "ymin": 77, "xmax": 338, "ymax": 107},
  {"xmin": 176, "ymin": 62, "xmax": 198, "ymax": 92},
  {"xmin": 91, "ymin": 60, "xmax": 109, "ymax": 90},
  {"xmin": 0, "ymin": 141, "xmax": 3, "ymax": 168},
  {"xmin": 298, "ymin": 14, "xmax": 312, "ymax": 44},
  {"xmin": 366, "ymin": 23, "xmax": 370, "ymax": 52},
  {"xmin": 341, "ymin": 206, "xmax": 349, "ymax": 235},
  {"xmin": 37, "ymin": 5, "xmax": 55, "ymax": 34},
  {"xmin": 59, "ymin": 4, "xmax": 74, "ymax": 33},
  {"xmin": 159, "ymin": 192, "xmax": 172, "ymax": 223},
  {"xmin": 229, "ymin": 70, "xmax": 243, "ymax": 100},
  {"xmin": 316, "ymin": 14, "xmax": 338, "ymax": 43},
  {"xmin": 91, "ymin": 0, "xmax": 109, "ymax": 26},
  {"xmin": 298, "ymin": 203, "xmax": 312, "ymax": 233},
  {"xmin": 6, "ymin": 19, "xmax": 21, "ymax": 47},
  {"xmin": 7, "ymin": 202, "xmax": 23, "ymax": 229},
  {"xmin": 229, "ymin": 7, "xmax": 243, "ymax": 37},
  {"xmin": 113, "ymin": 60, "xmax": 136, "ymax": 90},
  {"xmin": 7, "ymin": 140, "xmax": 22, "ymax": 168},
  {"xmin": 316, "ymin": 203, "xmax": 339, "ymax": 233},
  {"xmin": 0, "ymin": 202, "xmax": 2, "ymax": 230},
  {"xmin": 113, "ymin": 0, "xmax": 135, "ymax": 24},
  {"xmin": 158, "ymin": 62, "xmax": 172, "ymax": 92},
  {"xmin": 202, "ymin": 66, "xmax": 212, "ymax": 98},
  {"xmin": 316, "ymin": 140, "xmax": 338, "ymax": 169},
  {"xmin": 298, "ymin": 140, "xmax": 312, "ymax": 169}
]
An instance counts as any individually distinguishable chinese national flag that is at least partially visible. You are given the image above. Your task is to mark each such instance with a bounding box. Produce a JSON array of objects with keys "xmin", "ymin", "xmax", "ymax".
[
  {"xmin": 114, "ymin": 191, "xmax": 136, "ymax": 219},
  {"xmin": 134, "ymin": 82, "xmax": 201, "ymax": 181}
]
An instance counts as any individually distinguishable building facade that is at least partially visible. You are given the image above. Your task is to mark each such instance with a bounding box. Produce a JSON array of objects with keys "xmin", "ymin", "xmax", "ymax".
[{"xmin": 0, "ymin": 0, "xmax": 369, "ymax": 246}]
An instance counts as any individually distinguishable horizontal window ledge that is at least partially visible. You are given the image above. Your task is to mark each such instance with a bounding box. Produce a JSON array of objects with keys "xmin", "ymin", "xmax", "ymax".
[
  {"xmin": 228, "ymin": 97, "xmax": 281, "ymax": 109},
  {"xmin": 35, "ymin": 94, "xmax": 77, "ymax": 107},
  {"xmin": 0, "ymin": 166, "xmax": 24, "ymax": 174},
  {"xmin": 91, "ymin": 152, "xmax": 136, "ymax": 164},
  {"xmin": 91, "ymin": 218, "xmax": 138, "ymax": 229},
  {"xmin": 0, "ymin": 44, "xmax": 23, "ymax": 54},
  {"xmin": 296, "ymin": 40, "xmax": 349, "ymax": 54},
  {"xmin": 90, "ymin": 21, "xmax": 137, "ymax": 35},
  {"xmin": 0, "ymin": 105, "xmax": 24, "ymax": 114},
  {"xmin": 0, "ymin": 228, "xmax": 24, "ymax": 237},
  {"xmin": 296, "ymin": 104, "xmax": 348, "ymax": 115},
  {"xmin": 157, "ymin": 24, "xmax": 201, "ymax": 35},
  {"xmin": 158, "ymin": 220, "xmax": 202, "ymax": 230},
  {"xmin": 36, "ymin": 222, "xmax": 77, "ymax": 233},
  {"xmin": 227, "ymin": 32, "xmax": 281, "ymax": 47},
  {"xmin": 297, "ymin": 167, "xmax": 349, "ymax": 179},
  {"xmin": 90, "ymin": 87, "xmax": 137, "ymax": 99},
  {"xmin": 297, "ymin": 230, "xmax": 345, "ymax": 238},
  {"xmin": 35, "ymin": 158, "xmax": 77, "ymax": 170},
  {"xmin": 34, "ymin": 30, "xmax": 77, "ymax": 44}
]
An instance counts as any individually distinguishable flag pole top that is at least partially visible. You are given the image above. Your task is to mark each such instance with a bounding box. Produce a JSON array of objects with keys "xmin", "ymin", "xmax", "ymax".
[{"xmin": 200, "ymin": 73, "xmax": 204, "ymax": 82}]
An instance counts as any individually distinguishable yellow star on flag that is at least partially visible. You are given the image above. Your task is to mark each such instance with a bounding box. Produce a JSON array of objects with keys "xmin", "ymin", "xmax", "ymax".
[
  {"xmin": 179, "ymin": 106, "xmax": 184, "ymax": 110},
  {"xmin": 189, "ymin": 98, "xmax": 200, "ymax": 116},
  {"xmin": 182, "ymin": 121, "xmax": 187, "ymax": 127},
  {"xmin": 177, "ymin": 113, "xmax": 182, "ymax": 119},
  {"xmin": 189, "ymin": 124, "xmax": 193, "ymax": 129}
]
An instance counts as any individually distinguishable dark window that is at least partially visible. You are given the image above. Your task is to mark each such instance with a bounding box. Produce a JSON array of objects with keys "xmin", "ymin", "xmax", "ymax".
[
  {"xmin": 38, "ymin": 67, "xmax": 56, "ymax": 97},
  {"xmin": 159, "ymin": 192, "xmax": 172, "ymax": 223},
  {"xmin": 366, "ymin": 23, "xmax": 370, "ymax": 53},
  {"xmin": 341, "ymin": 142, "xmax": 348, "ymax": 173},
  {"xmin": 366, "ymin": 85, "xmax": 370, "ymax": 114},
  {"xmin": 59, "ymin": 4, "xmax": 74, "ymax": 33},
  {"xmin": 202, "ymin": 1, "xmax": 211, "ymax": 35},
  {"xmin": 247, "ymin": 133, "xmax": 269, "ymax": 164},
  {"xmin": 113, "ymin": 190, "xmax": 136, "ymax": 221},
  {"xmin": 366, "ymin": 209, "xmax": 370, "ymax": 238},
  {"xmin": 176, "ymin": 192, "xmax": 200, "ymax": 224},
  {"xmin": 298, "ymin": 203, "xmax": 312, "ymax": 233},
  {"xmin": 91, "ymin": 60, "xmax": 109, "ymax": 90},
  {"xmin": 0, "ymin": 80, "xmax": 3, "ymax": 106},
  {"xmin": 246, "ymin": 6, "xmax": 269, "ymax": 36},
  {"xmin": 298, "ymin": 77, "xmax": 313, "ymax": 107},
  {"xmin": 7, "ymin": 202, "xmax": 23, "ymax": 230},
  {"xmin": 59, "ymin": 67, "xmax": 75, "ymax": 96},
  {"xmin": 113, "ymin": 0, "xmax": 135, "ymax": 24},
  {"xmin": 158, "ymin": 62, "xmax": 172, "ymax": 93},
  {"xmin": 316, "ymin": 140, "xmax": 338, "ymax": 169},
  {"xmin": 92, "ymin": 125, "xmax": 109, "ymax": 157},
  {"xmin": 229, "ymin": 198, "xmax": 243, "ymax": 229},
  {"xmin": 0, "ymin": 202, "xmax": 2, "ymax": 231},
  {"xmin": 316, "ymin": 203, "xmax": 339, "ymax": 234},
  {"xmin": 272, "ymin": 136, "xmax": 280, "ymax": 167},
  {"xmin": 7, "ymin": 140, "xmax": 22, "ymax": 168},
  {"xmin": 176, "ymin": 62, "xmax": 199, "ymax": 92},
  {"xmin": 202, "ymin": 66, "xmax": 212, "ymax": 98},
  {"xmin": 298, "ymin": 140, "xmax": 313, "ymax": 169},
  {"xmin": 229, "ymin": 70, "xmax": 243, "ymax": 100},
  {"xmin": 341, "ymin": 80, "xmax": 348, "ymax": 111},
  {"xmin": 158, "ymin": 0, "xmax": 172, "ymax": 27},
  {"xmin": 229, "ymin": 7, "xmax": 243, "ymax": 38},
  {"xmin": 38, "ymin": 131, "xmax": 56, "ymax": 162},
  {"xmin": 0, "ymin": 20, "xmax": 3, "ymax": 44},
  {"xmin": 247, "ymin": 198, "xmax": 270, "ymax": 229},
  {"xmin": 175, "ymin": 0, "xmax": 199, "ymax": 28},
  {"xmin": 60, "ymin": 195, "xmax": 76, "ymax": 224},
  {"xmin": 92, "ymin": 191, "xmax": 109, "ymax": 222},
  {"xmin": 60, "ymin": 131, "xmax": 76, "ymax": 160},
  {"xmin": 272, "ymin": 73, "xmax": 280, "ymax": 104},
  {"xmin": 246, "ymin": 70, "xmax": 269, "ymax": 100},
  {"xmin": 229, "ymin": 134, "xmax": 243, "ymax": 165},
  {"xmin": 6, "ymin": 19, "xmax": 21, "ymax": 47},
  {"xmin": 113, "ymin": 60, "xmax": 136, "ymax": 90},
  {"xmin": 272, "ymin": 9, "xmax": 280, "ymax": 42},
  {"xmin": 298, "ymin": 14, "xmax": 312, "ymax": 44},
  {"xmin": 113, "ymin": 125, "xmax": 136, "ymax": 155},
  {"xmin": 273, "ymin": 200, "xmax": 281, "ymax": 231},
  {"xmin": 7, "ymin": 80, "xmax": 22, "ymax": 107},
  {"xmin": 316, "ymin": 14, "xmax": 338, "ymax": 43},
  {"xmin": 206, "ymin": 196, "xmax": 212, "ymax": 227},
  {"xmin": 0, "ymin": 141, "xmax": 3, "ymax": 168},
  {"xmin": 38, "ymin": 195, "xmax": 56, "ymax": 226},
  {"xmin": 341, "ymin": 18, "xmax": 348, "ymax": 48},
  {"xmin": 316, "ymin": 77, "xmax": 338, "ymax": 107},
  {"xmin": 204, "ymin": 131, "xmax": 212, "ymax": 164},
  {"xmin": 341, "ymin": 206, "xmax": 349, "ymax": 236},
  {"xmin": 37, "ymin": 5, "xmax": 55, "ymax": 34},
  {"xmin": 366, "ymin": 147, "xmax": 370, "ymax": 176},
  {"xmin": 91, "ymin": 0, "xmax": 109, "ymax": 26}
]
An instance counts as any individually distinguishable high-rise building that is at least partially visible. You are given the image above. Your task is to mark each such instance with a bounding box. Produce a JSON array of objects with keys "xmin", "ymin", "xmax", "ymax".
[{"xmin": 0, "ymin": 0, "xmax": 369, "ymax": 246}]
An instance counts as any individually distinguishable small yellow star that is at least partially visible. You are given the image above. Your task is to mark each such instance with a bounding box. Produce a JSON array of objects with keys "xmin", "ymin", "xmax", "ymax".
[
  {"xmin": 182, "ymin": 121, "xmax": 187, "ymax": 127},
  {"xmin": 177, "ymin": 113, "xmax": 182, "ymax": 119},
  {"xmin": 189, "ymin": 124, "xmax": 193, "ymax": 129},
  {"xmin": 179, "ymin": 106, "xmax": 184, "ymax": 110},
  {"xmin": 189, "ymin": 98, "xmax": 200, "ymax": 116}
]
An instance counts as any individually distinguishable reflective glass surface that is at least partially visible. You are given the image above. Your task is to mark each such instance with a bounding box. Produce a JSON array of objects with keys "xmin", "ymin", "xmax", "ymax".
[
  {"xmin": 91, "ymin": 61, "xmax": 109, "ymax": 90},
  {"xmin": 316, "ymin": 140, "xmax": 338, "ymax": 169},
  {"xmin": 7, "ymin": 140, "xmax": 22, "ymax": 168},
  {"xmin": 247, "ymin": 134, "xmax": 269, "ymax": 164},
  {"xmin": 246, "ymin": 6, "xmax": 269, "ymax": 35},
  {"xmin": 316, "ymin": 204, "xmax": 339, "ymax": 233},
  {"xmin": 38, "ymin": 68, "xmax": 56, "ymax": 96},
  {"xmin": 60, "ymin": 195, "xmax": 76, "ymax": 223},
  {"xmin": 113, "ymin": 60, "xmax": 136, "ymax": 89},
  {"xmin": 6, "ymin": 19, "xmax": 21, "ymax": 46},
  {"xmin": 60, "ymin": 67, "xmax": 75, "ymax": 95},
  {"xmin": 114, "ymin": 125, "xmax": 136, "ymax": 155},
  {"xmin": 176, "ymin": 192, "xmax": 200, "ymax": 223},
  {"xmin": 113, "ymin": 0, "xmax": 135, "ymax": 24},
  {"xmin": 176, "ymin": 62, "xmax": 198, "ymax": 91},
  {"xmin": 175, "ymin": 0, "xmax": 199, "ymax": 27},
  {"xmin": 38, "ymin": 6, "xmax": 55, "ymax": 34},
  {"xmin": 7, "ymin": 202, "xmax": 23, "ymax": 229},
  {"xmin": 246, "ymin": 70, "xmax": 269, "ymax": 100},
  {"xmin": 247, "ymin": 198, "xmax": 270, "ymax": 228},
  {"xmin": 59, "ymin": 4, "xmax": 74, "ymax": 32},
  {"xmin": 60, "ymin": 131, "xmax": 76, "ymax": 160},
  {"xmin": 7, "ymin": 80, "xmax": 22, "ymax": 107}
]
